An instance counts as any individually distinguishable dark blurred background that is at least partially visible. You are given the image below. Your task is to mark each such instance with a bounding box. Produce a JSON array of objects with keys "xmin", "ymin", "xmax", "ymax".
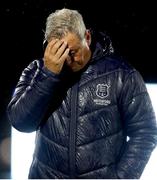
[{"xmin": 0, "ymin": 0, "xmax": 156, "ymax": 178}]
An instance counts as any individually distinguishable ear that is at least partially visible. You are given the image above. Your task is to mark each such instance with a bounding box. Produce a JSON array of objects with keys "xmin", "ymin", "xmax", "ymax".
[{"xmin": 85, "ymin": 29, "xmax": 91, "ymax": 46}]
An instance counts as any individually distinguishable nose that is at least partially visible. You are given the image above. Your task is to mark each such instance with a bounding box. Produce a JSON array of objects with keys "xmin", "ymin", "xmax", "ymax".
[
  {"xmin": 66, "ymin": 55, "xmax": 73, "ymax": 65},
  {"xmin": 67, "ymin": 53, "xmax": 75, "ymax": 62}
]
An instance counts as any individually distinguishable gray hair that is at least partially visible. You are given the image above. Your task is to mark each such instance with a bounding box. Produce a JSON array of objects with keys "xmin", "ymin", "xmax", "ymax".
[{"xmin": 44, "ymin": 8, "xmax": 86, "ymax": 42}]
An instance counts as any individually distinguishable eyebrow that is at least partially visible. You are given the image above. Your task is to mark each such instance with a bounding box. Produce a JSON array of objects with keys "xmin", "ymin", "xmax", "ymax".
[
  {"xmin": 69, "ymin": 49, "xmax": 77, "ymax": 52},
  {"xmin": 68, "ymin": 43, "xmax": 81, "ymax": 50},
  {"xmin": 68, "ymin": 45, "xmax": 80, "ymax": 51}
]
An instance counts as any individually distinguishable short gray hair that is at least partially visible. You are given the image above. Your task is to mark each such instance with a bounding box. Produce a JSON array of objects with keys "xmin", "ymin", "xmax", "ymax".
[{"xmin": 44, "ymin": 8, "xmax": 86, "ymax": 42}]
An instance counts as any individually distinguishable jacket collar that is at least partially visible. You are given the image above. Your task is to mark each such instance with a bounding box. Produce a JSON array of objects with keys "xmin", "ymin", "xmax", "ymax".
[{"xmin": 90, "ymin": 30, "xmax": 114, "ymax": 62}]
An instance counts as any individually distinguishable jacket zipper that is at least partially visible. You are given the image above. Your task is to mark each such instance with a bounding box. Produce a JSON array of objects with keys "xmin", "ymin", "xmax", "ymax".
[{"xmin": 69, "ymin": 83, "xmax": 78, "ymax": 178}]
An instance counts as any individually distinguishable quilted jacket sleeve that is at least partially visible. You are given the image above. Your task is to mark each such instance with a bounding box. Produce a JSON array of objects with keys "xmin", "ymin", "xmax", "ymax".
[
  {"xmin": 7, "ymin": 59, "xmax": 61, "ymax": 132},
  {"xmin": 117, "ymin": 70, "xmax": 157, "ymax": 179}
]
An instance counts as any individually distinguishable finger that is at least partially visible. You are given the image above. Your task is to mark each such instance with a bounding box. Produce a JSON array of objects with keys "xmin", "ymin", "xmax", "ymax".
[
  {"xmin": 50, "ymin": 40, "xmax": 64, "ymax": 54},
  {"xmin": 55, "ymin": 41, "xmax": 68, "ymax": 59},
  {"xmin": 59, "ymin": 48, "xmax": 70, "ymax": 63},
  {"xmin": 45, "ymin": 39, "xmax": 58, "ymax": 53}
]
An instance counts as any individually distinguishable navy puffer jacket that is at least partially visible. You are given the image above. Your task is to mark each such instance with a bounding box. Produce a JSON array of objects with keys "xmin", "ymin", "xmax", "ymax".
[{"xmin": 7, "ymin": 32, "xmax": 157, "ymax": 179}]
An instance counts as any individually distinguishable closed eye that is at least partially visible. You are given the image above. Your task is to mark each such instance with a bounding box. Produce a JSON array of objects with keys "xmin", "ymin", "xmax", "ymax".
[{"xmin": 69, "ymin": 50, "xmax": 76, "ymax": 56}]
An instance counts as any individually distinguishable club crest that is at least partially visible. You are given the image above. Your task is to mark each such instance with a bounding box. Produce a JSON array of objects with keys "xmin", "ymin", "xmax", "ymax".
[{"xmin": 96, "ymin": 84, "xmax": 110, "ymax": 99}]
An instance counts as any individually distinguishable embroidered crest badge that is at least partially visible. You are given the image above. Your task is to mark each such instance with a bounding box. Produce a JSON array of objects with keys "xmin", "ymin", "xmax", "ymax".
[{"xmin": 96, "ymin": 84, "xmax": 110, "ymax": 99}]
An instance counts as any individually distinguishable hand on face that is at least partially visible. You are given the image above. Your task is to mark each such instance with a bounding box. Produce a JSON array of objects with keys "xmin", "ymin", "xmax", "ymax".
[{"xmin": 43, "ymin": 39, "xmax": 70, "ymax": 74}]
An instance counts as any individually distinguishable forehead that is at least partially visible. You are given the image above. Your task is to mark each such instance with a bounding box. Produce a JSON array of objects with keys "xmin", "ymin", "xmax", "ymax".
[{"xmin": 62, "ymin": 32, "xmax": 82, "ymax": 49}]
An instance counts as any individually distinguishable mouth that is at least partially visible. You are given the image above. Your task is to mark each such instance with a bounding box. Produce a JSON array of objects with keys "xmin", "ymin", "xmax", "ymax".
[{"xmin": 67, "ymin": 63, "xmax": 81, "ymax": 72}]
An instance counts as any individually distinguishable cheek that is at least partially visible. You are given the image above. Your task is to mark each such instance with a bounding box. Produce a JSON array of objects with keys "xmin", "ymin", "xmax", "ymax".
[
  {"xmin": 77, "ymin": 54, "xmax": 85, "ymax": 64},
  {"xmin": 82, "ymin": 48, "xmax": 88, "ymax": 60},
  {"xmin": 73, "ymin": 52, "xmax": 84, "ymax": 63}
]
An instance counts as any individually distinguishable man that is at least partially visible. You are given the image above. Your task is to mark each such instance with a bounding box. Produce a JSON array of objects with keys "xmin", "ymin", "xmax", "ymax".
[{"xmin": 7, "ymin": 8, "xmax": 157, "ymax": 179}]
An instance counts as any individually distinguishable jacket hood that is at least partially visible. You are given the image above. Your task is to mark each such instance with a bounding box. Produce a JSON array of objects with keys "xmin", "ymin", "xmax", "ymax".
[{"xmin": 90, "ymin": 29, "xmax": 114, "ymax": 62}]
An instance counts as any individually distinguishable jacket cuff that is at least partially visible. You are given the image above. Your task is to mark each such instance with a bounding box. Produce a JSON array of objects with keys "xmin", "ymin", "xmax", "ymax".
[
  {"xmin": 41, "ymin": 66, "xmax": 61, "ymax": 79},
  {"xmin": 32, "ymin": 66, "xmax": 61, "ymax": 94}
]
